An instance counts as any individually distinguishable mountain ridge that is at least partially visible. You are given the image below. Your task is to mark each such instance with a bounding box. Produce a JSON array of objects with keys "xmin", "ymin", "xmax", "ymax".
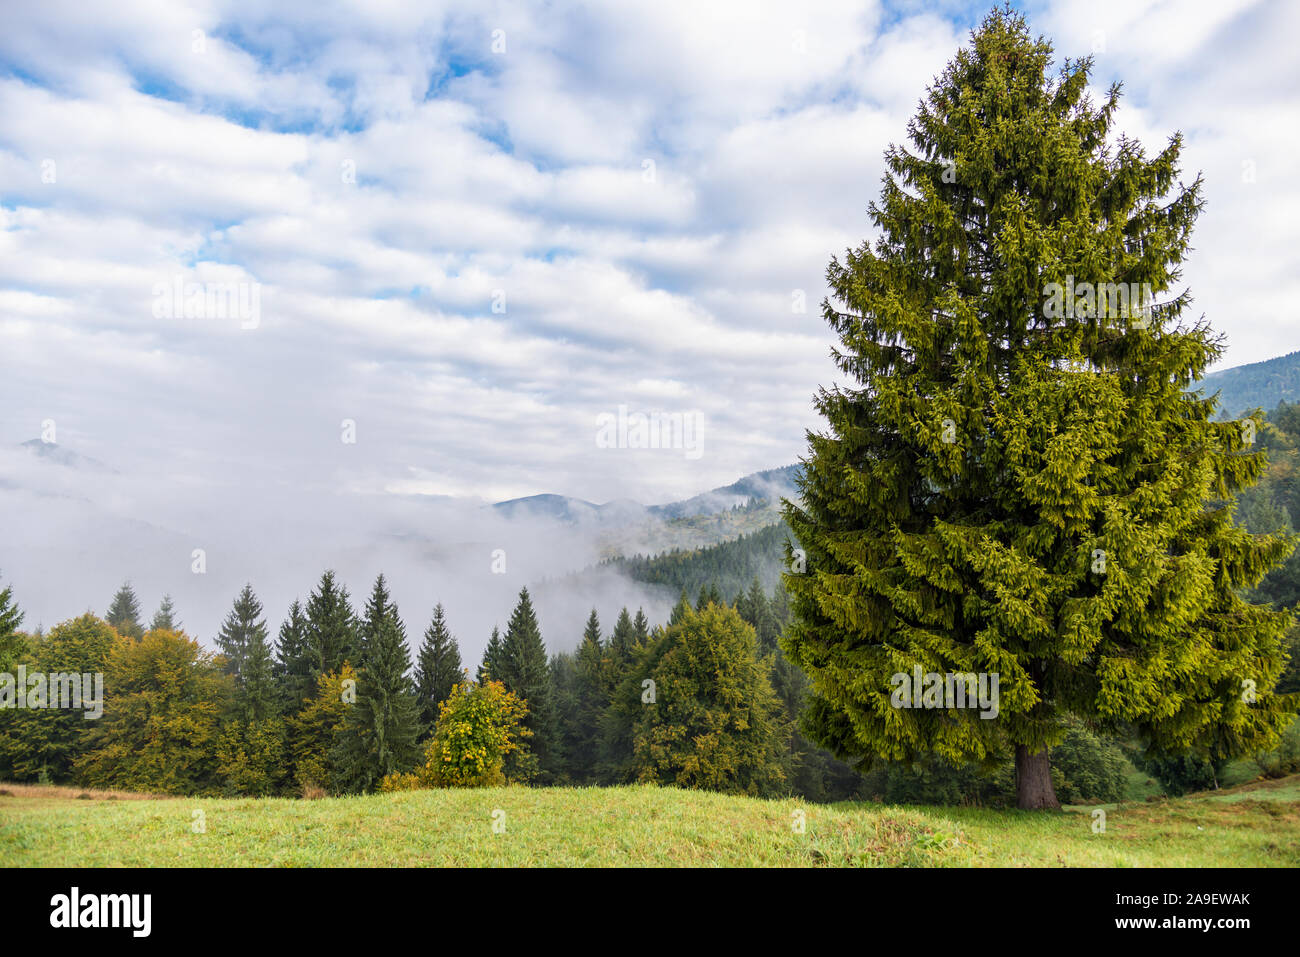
[{"xmin": 1203, "ymin": 349, "xmax": 1300, "ymax": 418}]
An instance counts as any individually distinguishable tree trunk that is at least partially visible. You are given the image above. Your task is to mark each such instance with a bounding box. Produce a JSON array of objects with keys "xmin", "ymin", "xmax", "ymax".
[{"xmin": 1015, "ymin": 745, "xmax": 1061, "ymax": 810}]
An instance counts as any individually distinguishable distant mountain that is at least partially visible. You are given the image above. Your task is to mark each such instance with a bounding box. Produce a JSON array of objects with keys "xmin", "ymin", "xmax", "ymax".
[
  {"xmin": 1203, "ymin": 350, "xmax": 1300, "ymax": 419},
  {"xmin": 649, "ymin": 465, "xmax": 800, "ymax": 519},
  {"xmin": 490, "ymin": 493, "xmax": 605, "ymax": 523},
  {"xmin": 491, "ymin": 464, "xmax": 802, "ymax": 525},
  {"xmin": 18, "ymin": 439, "xmax": 117, "ymax": 473}
]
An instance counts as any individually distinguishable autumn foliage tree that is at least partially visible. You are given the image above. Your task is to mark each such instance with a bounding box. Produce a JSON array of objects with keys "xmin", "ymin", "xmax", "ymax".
[
  {"xmin": 0, "ymin": 613, "xmax": 117, "ymax": 781},
  {"xmin": 382, "ymin": 677, "xmax": 529, "ymax": 790},
  {"xmin": 289, "ymin": 664, "xmax": 357, "ymax": 795},
  {"xmin": 76, "ymin": 628, "xmax": 231, "ymax": 794}
]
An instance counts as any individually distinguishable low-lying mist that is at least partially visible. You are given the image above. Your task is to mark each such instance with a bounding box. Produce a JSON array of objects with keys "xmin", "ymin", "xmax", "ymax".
[{"xmin": 0, "ymin": 443, "xmax": 707, "ymax": 667}]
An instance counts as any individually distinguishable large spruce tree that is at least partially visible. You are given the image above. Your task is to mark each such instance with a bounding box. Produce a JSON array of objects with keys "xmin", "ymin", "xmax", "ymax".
[
  {"xmin": 782, "ymin": 7, "xmax": 1296, "ymax": 808},
  {"xmin": 549, "ymin": 650, "xmax": 579, "ymax": 782},
  {"xmin": 224, "ymin": 598, "xmax": 286, "ymax": 793}
]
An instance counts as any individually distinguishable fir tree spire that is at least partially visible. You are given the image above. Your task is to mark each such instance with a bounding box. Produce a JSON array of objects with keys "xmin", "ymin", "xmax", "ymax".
[
  {"xmin": 0, "ymin": 575, "xmax": 24, "ymax": 640},
  {"xmin": 571, "ymin": 608, "xmax": 607, "ymax": 780},
  {"xmin": 275, "ymin": 598, "xmax": 314, "ymax": 714},
  {"xmin": 414, "ymin": 602, "xmax": 463, "ymax": 733},
  {"xmin": 498, "ymin": 587, "xmax": 557, "ymax": 782},
  {"xmin": 305, "ymin": 570, "xmax": 358, "ymax": 675},
  {"xmin": 478, "ymin": 626, "xmax": 504, "ymax": 683},
  {"xmin": 216, "ymin": 584, "xmax": 268, "ymax": 679},
  {"xmin": 106, "ymin": 581, "xmax": 143, "ymax": 640},
  {"xmin": 150, "ymin": 594, "xmax": 180, "ymax": 633}
]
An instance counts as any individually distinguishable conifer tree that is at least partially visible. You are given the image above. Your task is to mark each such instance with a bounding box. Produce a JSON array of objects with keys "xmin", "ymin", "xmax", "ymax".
[
  {"xmin": 632, "ymin": 608, "xmax": 650, "ymax": 646},
  {"xmin": 216, "ymin": 584, "xmax": 268, "ymax": 680},
  {"xmin": 106, "ymin": 581, "xmax": 143, "ymax": 640},
  {"xmin": 739, "ymin": 578, "xmax": 779, "ymax": 653},
  {"xmin": 596, "ymin": 647, "xmax": 644, "ymax": 785},
  {"xmin": 275, "ymin": 598, "xmax": 314, "ymax": 714},
  {"xmin": 627, "ymin": 603, "xmax": 788, "ymax": 796},
  {"xmin": 497, "ymin": 587, "xmax": 557, "ymax": 782},
  {"xmin": 769, "ymin": 585, "xmax": 791, "ymax": 630},
  {"xmin": 608, "ymin": 607, "xmax": 636, "ymax": 669},
  {"xmin": 414, "ymin": 603, "xmax": 463, "ymax": 733},
  {"xmin": 782, "ymin": 7, "xmax": 1296, "ymax": 809},
  {"xmin": 668, "ymin": 591, "xmax": 691, "ymax": 627},
  {"xmin": 0, "ymin": 576, "xmax": 25, "ymax": 673},
  {"xmin": 695, "ymin": 583, "xmax": 722, "ymax": 610},
  {"xmin": 304, "ymin": 570, "xmax": 358, "ymax": 675},
  {"xmin": 478, "ymin": 626, "xmax": 504, "ymax": 683},
  {"xmin": 236, "ymin": 612, "xmax": 280, "ymax": 723},
  {"xmin": 571, "ymin": 608, "xmax": 608, "ymax": 780},
  {"xmin": 332, "ymin": 574, "xmax": 421, "ymax": 792},
  {"xmin": 222, "ymin": 600, "xmax": 287, "ymax": 795},
  {"xmin": 150, "ymin": 594, "xmax": 180, "ymax": 633},
  {"xmin": 549, "ymin": 650, "xmax": 578, "ymax": 783}
]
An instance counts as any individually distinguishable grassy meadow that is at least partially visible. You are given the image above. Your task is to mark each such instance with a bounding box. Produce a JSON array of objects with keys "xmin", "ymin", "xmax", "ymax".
[{"xmin": 2, "ymin": 774, "xmax": 1297, "ymax": 868}]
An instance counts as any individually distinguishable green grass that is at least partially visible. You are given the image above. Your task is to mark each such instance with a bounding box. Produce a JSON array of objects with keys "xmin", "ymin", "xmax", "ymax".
[
  {"xmin": 1120, "ymin": 764, "xmax": 1165, "ymax": 803},
  {"xmin": 2, "ymin": 776, "xmax": 1297, "ymax": 867}
]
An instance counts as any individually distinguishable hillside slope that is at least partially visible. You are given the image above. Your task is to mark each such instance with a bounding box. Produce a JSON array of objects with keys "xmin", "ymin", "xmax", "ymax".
[
  {"xmin": 604, "ymin": 522, "xmax": 794, "ymax": 598},
  {"xmin": 1203, "ymin": 349, "xmax": 1300, "ymax": 418}
]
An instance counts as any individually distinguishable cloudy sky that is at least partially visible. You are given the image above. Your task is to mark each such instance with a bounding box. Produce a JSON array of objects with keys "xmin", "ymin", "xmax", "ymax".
[
  {"xmin": 4, "ymin": 0, "xmax": 1297, "ymax": 505},
  {"xmin": 1, "ymin": 0, "xmax": 1298, "ymax": 645}
]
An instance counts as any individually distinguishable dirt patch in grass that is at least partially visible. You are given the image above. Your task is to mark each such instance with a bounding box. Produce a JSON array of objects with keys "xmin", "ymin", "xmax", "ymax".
[{"xmin": 0, "ymin": 782, "xmax": 166, "ymax": 801}]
